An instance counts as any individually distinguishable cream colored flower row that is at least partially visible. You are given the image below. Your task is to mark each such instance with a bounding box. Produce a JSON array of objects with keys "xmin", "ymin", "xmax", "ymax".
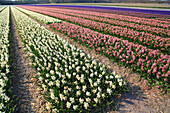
[
  {"xmin": 15, "ymin": 6, "xmax": 61, "ymax": 24},
  {"xmin": 0, "ymin": 6, "xmax": 12, "ymax": 112},
  {"xmin": 11, "ymin": 6, "xmax": 125, "ymax": 112},
  {"xmin": 0, "ymin": 6, "xmax": 5, "ymax": 12}
]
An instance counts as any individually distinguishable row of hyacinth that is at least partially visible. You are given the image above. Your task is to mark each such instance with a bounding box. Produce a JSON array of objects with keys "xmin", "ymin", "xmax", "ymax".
[
  {"xmin": 37, "ymin": 5, "xmax": 170, "ymax": 18},
  {"xmin": 15, "ymin": 6, "xmax": 169, "ymax": 90},
  {"xmin": 44, "ymin": 8, "xmax": 170, "ymax": 37},
  {"xmin": 0, "ymin": 6, "xmax": 3, "ymax": 11},
  {"xmin": 14, "ymin": 6, "xmax": 61, "ymax": 24},
  {"xmin": 0, "ymin": 6, "xmax": 5, "ymax": 12},
  {"xmin": 18, "ymin": 6, "xmax": 170, "ymax": 37},
  {"xmin": 12, "ymin": 7, "xmax": 126, "ymax": 112},
  {"xmin": 0, "ymin": 6, "xmax": 17, "ymax": 112},
  {"xmin": 18, "ymin": 6, "xmax": 170, "ymax": 29},
  {"xmin": 51, "ymin": 6, "xmax": 170, "ymax": 20},
  {"xmin": 50, "ymin": 21, "xmax": 170, "ymax": 90},
  {"xmin": 16, "ymin": 6, "xmax": 169, "ymax": 53}
]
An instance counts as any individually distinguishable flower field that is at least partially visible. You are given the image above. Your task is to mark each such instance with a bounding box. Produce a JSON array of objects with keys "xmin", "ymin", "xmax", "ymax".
[
  {"xmin": 48, "ymin": 6, "xmax": 170, "ymax": 20},
  {"xmin": 0, "ymin": 6, "xmax": 17, "ymax": 112},
  {"xmin": 16, "ymin": 5, "xmax": 170, "ymax": 90},
  {"xmin": 0, "ymin": 6, "xmax": 5, "ymax": 12},
  {"xmin": 0, "ymin": 4, "xmax": 169, "ymax": 112},
  {"xmin": 11, "ymin": 6, "xmax": 126, "ymax": 112},
  {"xmin": 15, "ymin": 7, "xmax": 61, "ymax": 24},
  {"xmin": 17, "ymin": 6, "xmax": 170, "ymax": 54}
]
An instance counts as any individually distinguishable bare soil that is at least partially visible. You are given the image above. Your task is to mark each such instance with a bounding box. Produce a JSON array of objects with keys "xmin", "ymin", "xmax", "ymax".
[{"xmin": 10, "ymin": 9, "xmax": 48, "ymax": 113}]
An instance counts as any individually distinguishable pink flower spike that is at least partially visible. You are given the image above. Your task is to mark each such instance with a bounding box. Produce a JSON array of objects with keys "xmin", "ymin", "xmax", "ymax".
[
  {"xmin": 165, "ymin": 74, "xmax": 169, "ymax": 78},
  {"xmin": 148, "ymin": 70, "xmax": 151, "ymax": 73},
  {"xmin": 157, "ymin": 86, "xmax": 161, "ymax": 89},
  {"xmin": 164, "ymin": 78, "xmax": 168, "ymax": 82},
  {"xmin": 161, "ymin": 74, "xmax": 165, "ymax": 77}
]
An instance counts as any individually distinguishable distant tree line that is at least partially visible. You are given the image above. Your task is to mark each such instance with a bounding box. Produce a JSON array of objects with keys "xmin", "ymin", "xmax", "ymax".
[{"xmin": 0, "ymin": 0, "xmax": 169, "ymax": 5}]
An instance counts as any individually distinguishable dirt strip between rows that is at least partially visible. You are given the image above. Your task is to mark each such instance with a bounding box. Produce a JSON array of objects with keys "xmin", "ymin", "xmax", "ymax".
[{"xmin": 10, "ymin": 8, "xmax": 48, "ymax": 113}]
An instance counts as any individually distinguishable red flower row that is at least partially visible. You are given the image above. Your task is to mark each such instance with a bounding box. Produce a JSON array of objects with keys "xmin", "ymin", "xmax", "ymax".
[
  {"xmin": 19, "ymin": 6, "xmax": 170, "ymax": 29},
  {"xmin": 17, "ymin": 6, "xmax": 170, "ymax": 53},
  {"xmin": 46, "ymin": 9, "xmax": 170, "ymax": 37},
  {"xmin": 50, "ymin": 21, "xmax": 169, "ymax": 88},
  {"xmin": 53, "ymin": 6, "xmax": 170, "ymax": 21}
]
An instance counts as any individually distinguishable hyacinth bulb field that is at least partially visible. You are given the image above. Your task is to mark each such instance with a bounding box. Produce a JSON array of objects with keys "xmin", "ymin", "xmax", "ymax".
[{"xmin": 0, "ymin": 5, "xmax": 169, "ymax": 113}]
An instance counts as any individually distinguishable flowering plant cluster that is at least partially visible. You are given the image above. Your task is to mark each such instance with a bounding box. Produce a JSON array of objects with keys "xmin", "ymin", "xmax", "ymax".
[
  {"xmin": 16, "ymin": 5, "xmax": 169, "ymax": 90},
  {"xmin": 0, "ymin": 6, "xmax": 5, "ymax": 12},
  {"xmin": 14, "ymin": 6, "xmax": 61, "ymax": 24},
  {"xmin": 50, "ymin": 21, "xmax": 170, "ymax": 90},
  {"xmin": 17, "ymin": 6, "xmax": 169, "ymax": 53},
  {"xmin": 19, "ymin": 6, "xmax": 170, "ymax": 29},
  {"xmin": 0, "ymin": 6, "xmax": 17, "ymax": 112},
  {"xmin": 18, "ymin": 6, "xmax": 170, "ymax": 37},
  {"xmin": 63, "ymin": 6, "xmax": 170, "ymax": 20},
  {"xmin": 44, "ymin": 8, "xmax": 170, "ymax": 37},
  {"xmin": 12, "ymin": 7, "xmax": 126, "ymax": 112}
]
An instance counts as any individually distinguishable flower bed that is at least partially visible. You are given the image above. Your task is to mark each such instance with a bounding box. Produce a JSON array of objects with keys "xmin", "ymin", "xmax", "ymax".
[
  {"xmin": 15, "ymin": 6, "xmax": 61, "ymax": 24},
  {"xmin": 0, "ymin": 6, "xmax": 5, "ymax": 12},
  {"xmin": 60, "ymin": 6, "xmax": 170, "ymax": 20},
  {"xmin": 50, "ymin": 21, "xmax": 170, "ymax": 90},
  {"xmin": 18, "ymin": 6, "xmax": 170, "ymax": 37},
  {"xmin": 18, "ymin": 6, "xmax": 170, "ymax": 29},
  {"xmin": 15, "ymin": 6, "xmax": 169, "ymax": 53},
  {"xmin": 47, "ymin": 9, "xmax": 170, "ymax": 37},
  {"xmin": 54, "ymin": 6, "xmax": 170, "ymax": 20},
  {"xmin": 12, "ymin": 6, "xmax": 126, "ymax": 112},
  {"xmin": 0, "ymin": 6, "xmax": 17, "ymax": 112}
]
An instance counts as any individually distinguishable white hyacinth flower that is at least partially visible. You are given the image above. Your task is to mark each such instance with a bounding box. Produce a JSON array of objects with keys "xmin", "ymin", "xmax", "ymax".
[
  {"xmin": 70, "ymin": 97, "xmax": 75, "ymax": 103},
  {"xmin": 119, "ymin": 82, "xmax": 122, "ymax": 86},
  {"xmin": 107, "ymin": 88, "xmax": 112, "ymax": 95},
  {"xmin": 86, "ymin": 91, "xmax": 91, "ymax": 96},
  {"xmin": 86, "ymin": 98, "xmax": 91, "ymax": 103},
  {"xmin": 94, "ymin": 98, "xmax": 98, "ymax": 103},
  {"xmin": 66, "ymin": 101, "xmax": 71, "ymax": 108},
  {"xmin": 82, "ymin": 85, "xmax": 86, "ymax": 92},
  {"xmin": 79, "ymin": 98, "xmax": 84, "ymax": 104},
  {"xmin": 76, "ymin": 90, "xmax": 81, "ymax": 96},
  {"xmin": 73, "ymin": 105, "xmax": 78, "ymax": 110},
  {"xmin": 84, "ymin": 102, "xmax": 89, "ymax": 109}
]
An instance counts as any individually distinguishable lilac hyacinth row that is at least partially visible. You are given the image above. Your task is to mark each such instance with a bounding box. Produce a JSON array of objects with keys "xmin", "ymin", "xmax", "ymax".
[{"xmin": 26, "ymin": 5, "xmax": 170, "ymax": 15}]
